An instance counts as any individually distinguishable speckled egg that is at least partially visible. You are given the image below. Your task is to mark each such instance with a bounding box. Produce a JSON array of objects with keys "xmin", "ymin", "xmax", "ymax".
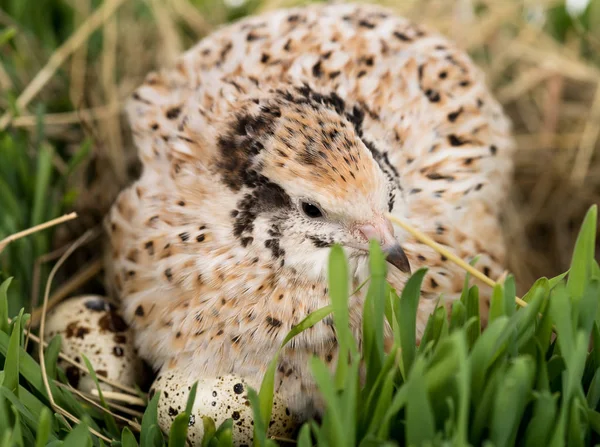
[
  {"xmin": 43, "ymin": 295, "xmax": 145, "ymax": 393},
  {"xmin": 151, "ymin": 368, "xmax": 298, "ymax": 446}
]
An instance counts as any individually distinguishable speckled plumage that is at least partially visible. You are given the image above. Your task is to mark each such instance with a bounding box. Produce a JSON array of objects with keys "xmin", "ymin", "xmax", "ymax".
[{"xmin": 106, "ymin": 3, "xmax": 514, "ymax": 418}]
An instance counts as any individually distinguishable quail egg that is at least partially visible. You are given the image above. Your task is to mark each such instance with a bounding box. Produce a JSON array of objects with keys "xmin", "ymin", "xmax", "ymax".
[
  {"xmin": 43, "ymin": 295, "xmax": 145, "ymax": 393},
  {"xmin": 151, "ymin": 368, "xmax": 298, "ymax": 446}
]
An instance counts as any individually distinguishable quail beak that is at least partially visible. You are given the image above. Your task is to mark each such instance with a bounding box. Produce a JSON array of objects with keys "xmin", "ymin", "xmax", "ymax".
[{"xmin": 357, "ymin": 219, "xmax": 411, "ymax": 274}]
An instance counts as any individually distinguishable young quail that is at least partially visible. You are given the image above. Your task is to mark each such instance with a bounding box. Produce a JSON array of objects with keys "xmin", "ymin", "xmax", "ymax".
[{"xmin": 106, "ymin": 2, "xmax": 514, "ymax": 418}]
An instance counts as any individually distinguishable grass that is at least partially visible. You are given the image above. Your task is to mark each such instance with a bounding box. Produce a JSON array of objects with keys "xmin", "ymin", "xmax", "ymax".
[
  {"xmin": 0, "ymin": 205, "xmax": 598, "ymax": 445},
  {"xmin": 0, "ymin": 0, "xmax": 600, "ymax": 445}
]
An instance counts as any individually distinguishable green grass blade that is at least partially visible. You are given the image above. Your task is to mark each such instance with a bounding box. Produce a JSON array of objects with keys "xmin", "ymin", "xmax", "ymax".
[
  {"xmin": 549, "ymin": 332, "xmax": 589, "ymax": 446},
  {"xmin": 43, "ymin": 335, "xmax": 62, "ymax": 380},
  {"xmin": 0, "ymin": 27, "xmax": 16, "ymax": 46},
  {"xmin": 141, "ymin": 392, "xmax": 163, "ymax": 447},
  {"xmin": 515, "ymin": 287, "xmax": 546, "ymax": 342},
  {"xmin": 397, "ymin": 268, "xmax": 427, "ymax": 377},
  {"xmin": 329, "ymin": 244, "xmax": 352, "ymax": 354},
  {"xmin": 81, "ymin": 354, "xmax": 119, "ymax": 437},
  {"xmin": 214, "ymin": 419, "xmax": 233, "ymax": 444},
  {"xmin": 0, "ymin": 387, "xmax": 47, "ymax": 440},
  {"xmin": 62, "ymin": 419, "xmax": 92, "ymax": 447},
  {"xmin": 549, "ymin": 271, "xmax": 569, "ymax": 289},
  {"xmin": 522, "ymin": 278, "xmax": 549, "ymax": 303},
  {"xmin": 593, "ymin": 261, "xmax": 600, "ymax": 280},
  {"xmin": 1, "ymin": 432, "xmax": 11, "ymax": 447},
  {"xmin": 66, "ymin": 139, "xmax": 92, "ymax": 177},
  {"xmin": 588, "ymin": 367, "xmax": 600, "ymax": 409},
  {"xmin": 452, "ymin": 332, "xmax": 470, "ymax": 446},
  {"xmin": 216, "ymin": 426, "xmax": 233, "ymax": 447},
  {"xmin": 201, "ymin": 417, "xmax": 217, "ymax": 447},
  {"xmin": 470, "ymin": 316, "xmax": 509, "ymax": 401},
  {"xmin": 168, "ymin": 413, "xmax": 190, "ymax": 447},
  {"xmin": 310, "ymin": 357, "xmax": 345, "ymax": 446},
  {"xmin": 588, "ymin": 409, "xmax": 600, "ymax": 435},
  {"xmin": 297, "ymin": 424, "xmax": 312, "ymax": 447},
  {"xmin": 4, "ymin": 310, "xmax": 22, "ymax": 395},
  {"xmin": 0, "ymin": 278, "xmax": 11, "ymax": 333},
  {"xmin": 185, "ymin": 382, "xmax": 198, "ymax": 420},
  {"xmin": 567, "ymin": 205, "xmax": 597, "ymax": 299},
  {"xmin": 549, "ymin": 283, "xmax": 574, "ymax": 359},
  {"xmin": 0, "ymin": 329, "xmax": 90, "ymax": 419},
  {"xmin": 340, "ymin": 360, "xmax": 359, "ymax": 447},
  {"xmin": 30, "ymin": 143, "xmax": 54, "ymax": 229},
  {"xmin": 578, "ymin": 279, "xmax": 599, "ymax": 335},
  {"xmin": 466, "ymin": 286, "xmax": 481, "ymax": 347},
  {"xmin": 406, "ymin": 357, "xmax": 435, "ymax": 446},
  {"xmin": 310, "ymin": 419, "xmax": 329, "ymax": 447},
  {"xmin": 362, "ymin": 241, "xmax": 387, "ymax": 389},
  {"xmin": 421, "ymin": 305, "xmax": 449, "ymax": 353},
  {"xmin": 248, "ymin": 387, "xmax": 268, "ymax": 447},
  {"xmin": 365, "ymin": 364, "xmax": 396, "ymax": 437},
  {"xmin": 547, "ymin": 355, "xmax": 567, "ymax": 385},
  {"xmin": 567, "ymin": 398, "xmax": 585, "ymax": 447},
  {"xmin": 0, "ymin": 393, "xmax": 10, "ymax": 438},
  {"xmin": 329, "ymin": 244, "xmax": 356, "ymax": 391},
  {"xmin": 257, "ymin": 304, "xmax": 332, "ymax": 433},
  {"xmin": 9, "ymin": 407, "xmax": 24, "ymax": 447},
  {"xmin": 523, "ymin": 391, "xmax": 557, "ymax": 446},
  {"xmin": 387, "ymin": 289, "xmax": 402, "ymax": 348},
  {"xmin": 490, "ymin": 357, "xmax": 535, "ymax": 447},
  {"xmin": 449, "ymin": 300, "xmax": 466, "ymax": 332},
  {"xmin": 361, "ymin": 350, "xmax": 398, "ymax": 431},
  {"xmin": 489, "ymin": 284, "xmax": 504, "ymax": 322},
  {"xmin": 34, "ymin": 407, "xmax": 52, "ymax": 447},
  {"xmin": 470, "ymin": 364, "xmax": 502, "ymax": 443},
  {"xmin": 418, "ymin": 308, "xmax": 438, "ymax": 354},
  {"xmin": 503, "ymin": 275, "xmax": 516, "ymax": 317},
  {"xmin": 536, "ymin": 299, "xmax": 555, "ymax": 355},
  {"xmin": 121, "ymin": 427, "xmax": 139, "ymax": 447}
]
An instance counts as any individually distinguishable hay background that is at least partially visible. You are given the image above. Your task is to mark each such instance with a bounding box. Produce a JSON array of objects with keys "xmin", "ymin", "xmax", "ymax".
[{"xmin": 3, "ymin": 0, "xmax": 600, "ymax": 297}]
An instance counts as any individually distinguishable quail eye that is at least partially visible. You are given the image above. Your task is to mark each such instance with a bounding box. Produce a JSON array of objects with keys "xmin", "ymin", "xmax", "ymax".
[{"xmin": 300, "ymin": 202, "xmax": 323, "ymax": 219}]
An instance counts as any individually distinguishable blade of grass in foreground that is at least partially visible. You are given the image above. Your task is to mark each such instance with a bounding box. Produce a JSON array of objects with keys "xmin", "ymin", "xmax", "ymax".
[
  {"xmin": 469, "ymin": 316, "xmax": 509, "ymax": 402},
  {"xmin": 406, "ymin": 357, "xmax": 435, "ymax": 446},
  {"xmin": 396, "ymin": 268, "xmax": 427, "ymax": 378},
  {"xmin": 81, "ymin": 354, "xmax": 119, "ymax": 437},
  {"xmin": 168, "ymin": 413, "xmax": 191, "ymax": 447},
  {"xmin": 167, "ymin": 381, "xmax": 197, "ymax": 447},
  {"xmin": 524, "ymin": 390, "xmax": 557, "ymax": 446},
  {"xmin": 249, "ymin": 388, "xmax": 268, "ymax": 447},
  {"xmin": 362, "ymin": 241, "xmax": 388, "ymax": 389},
  {"xmin": 329, "ymin": 244, "xmax": 357, "ymax": 389},
  {"xmin": 121, "ymin": 427, "xmax": 139, "ymax": 447},
  {"xmin": 0, "ymin": 387, "xmax": 37, "ymax": 444},
  {"xmin": 34, "ymin": 407, "xmax": 52, "ymax": 447},
  {"xmin": 0, "ymin": 278, "xmax": 11, "ymax": 333},
  {"xmin": 62, "ymin": 419, "xmax": 92, "ymax": 447},
  {"xmin": 490, "ymin": 357, "xmax": 535, "ymax": 447},
  {"xmin": 255, "ymin": 304, "xmax": 332, "ymax": 435},
  {"xmin": 310, "ymin": 357, "xmax": 345, "ymax": 446},
  {"xmin": 252, "ymin": 294, "xmax": 334, "ymax": 443},
  {"xmin": 43, "ymin": 335, "xmax": 61, "ymax": 380},
  {"xmin": 214, "ymin": 419, "xmax": 234, "ymax": 446},
  {"xmin": 4, "ymin": 309, "xmax": 22, "ymax": 395},
  {"xmin": 140, "ymin": 392, "xmax": 163, "ymax": 447},
  {"xmin": 567, "ymin": 205, "xmax": 597, "ymax": 299}
]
